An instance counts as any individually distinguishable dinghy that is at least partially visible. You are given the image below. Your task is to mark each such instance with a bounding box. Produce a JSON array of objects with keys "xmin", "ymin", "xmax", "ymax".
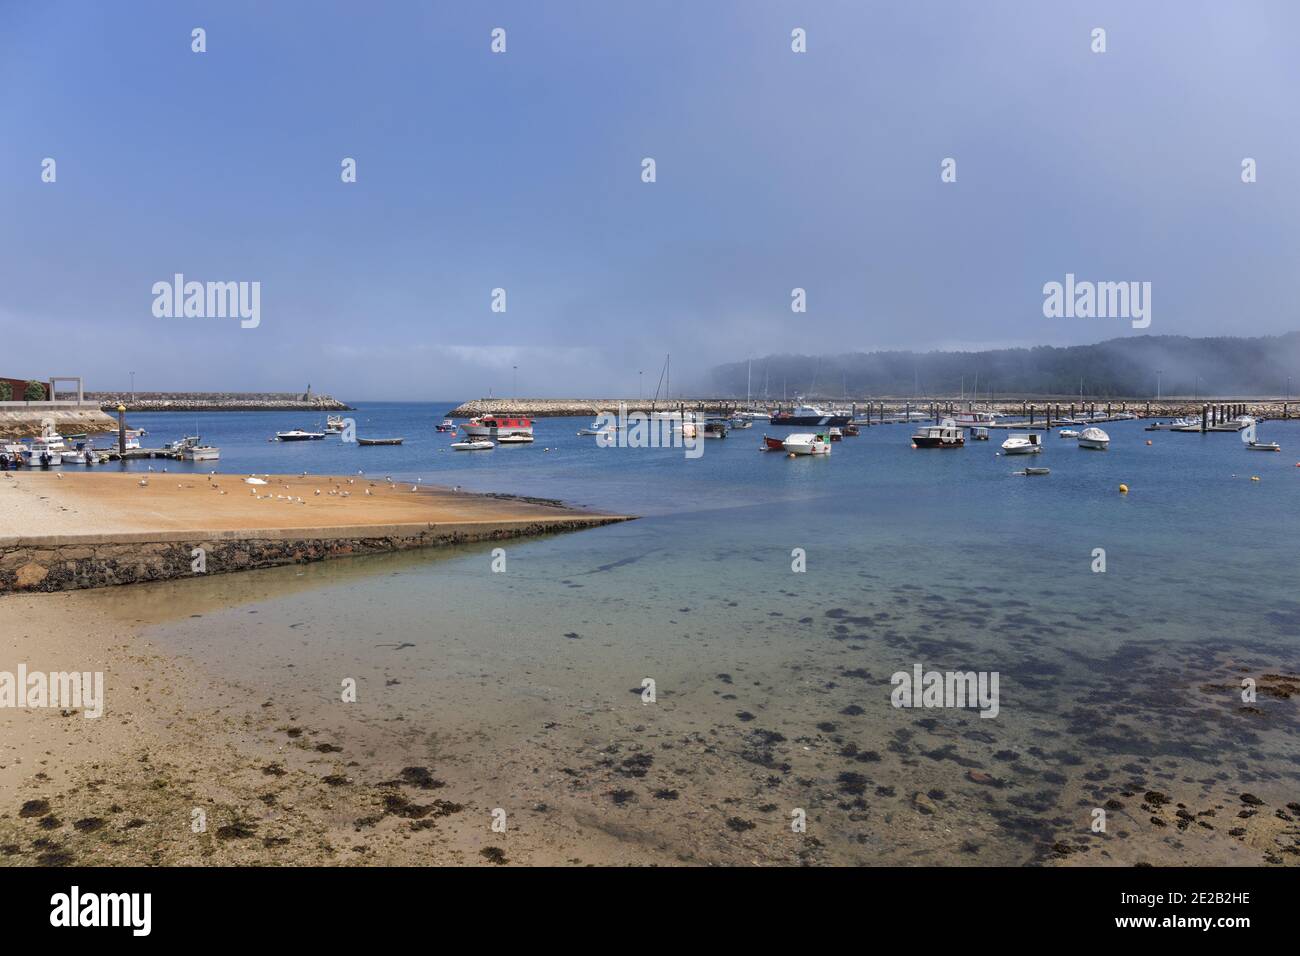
[{"xmin": 451, "ymin": 439, "xmax": 494, "ymax": 451}]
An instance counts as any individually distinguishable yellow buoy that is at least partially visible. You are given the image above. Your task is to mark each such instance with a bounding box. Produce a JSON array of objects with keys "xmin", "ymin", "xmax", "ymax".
[
  {"xmin": 1251, "ymin": 476, "xmax": 1261, "ymax": 482},
  {"xmin": 1118, "ymin": 484, "xmax": 1129, "ymax": 494}
]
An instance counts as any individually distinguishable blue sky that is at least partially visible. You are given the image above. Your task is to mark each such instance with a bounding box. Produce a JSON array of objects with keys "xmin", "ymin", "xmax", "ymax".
[{"xmin": 2, "ymin": 1, "xmax": 1297, "ymax": 399}]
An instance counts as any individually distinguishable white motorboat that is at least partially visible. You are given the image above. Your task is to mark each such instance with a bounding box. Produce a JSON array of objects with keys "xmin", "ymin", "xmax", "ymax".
[
  {"xmin": 1000, "ymin": 433, "xmax": 1042, "ymax": 455},
  {"xmin": 496, "ymin": 434, "xmax": 534, "ymax": 444},
  {"xmin": 325, "ymin": 415, "xmax": 347, "ymax": 433},
  {"xmin": 782, "ymin": 432, "xmax": 831, "ymax": 456},
  {"xmin": 1240, "ymin": 418, "xmax": 1280, "ymax": 451},
  {"xmin": 23, "ymin": 438, "xmax": 63, "ymax": 467},
  {"xmin": 1058, "ymin": 429, "xmax": 1079, "ymax": 439},
  {"xmin": 1077, "ymin": 427, "xmax": 1110, "ymax": 450},
  {"xmin": 181, "ymin": 443, "xmax": 221, "ymax": 460},
  {"xmin": 276, "ymin": 430, "xmax": 325, "ymax": 441},
  {"xmin": 451, "ymin": 439, "xmax": 494, "ymax": 451}
]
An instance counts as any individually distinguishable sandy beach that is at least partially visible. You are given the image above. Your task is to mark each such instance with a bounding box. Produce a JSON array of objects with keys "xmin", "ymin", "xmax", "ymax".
[{"xmin": 0, "ymin": 471, "xmax": 607, "ymax": 538}]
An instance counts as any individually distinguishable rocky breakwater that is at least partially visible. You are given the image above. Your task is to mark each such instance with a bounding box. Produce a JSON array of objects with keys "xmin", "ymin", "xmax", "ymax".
[
  {"xmin": 89, "ymin": 391, "xmax": 352, "ymax": 412},
  {"xmin": 0, "ymin": 408, "xmax": 117, "ymax": 441},
  {"xmin": 448, "ymin": 398, "xmax": 745, "ymax": 418}
]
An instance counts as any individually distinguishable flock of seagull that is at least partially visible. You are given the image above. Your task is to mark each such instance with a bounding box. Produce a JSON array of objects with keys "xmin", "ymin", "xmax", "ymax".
[{"xmin": 129, "ymin": 467, "xmax": 464, "ymax": 502}]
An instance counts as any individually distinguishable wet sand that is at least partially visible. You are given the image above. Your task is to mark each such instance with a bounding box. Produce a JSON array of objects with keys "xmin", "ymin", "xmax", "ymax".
[
  {"xmin": 2, "ymin": 546, "xmax": 1297, "ymax": 867},
  {"xmin": 0, "ymin": 471, "xmax": 615, "ymax": 538}
]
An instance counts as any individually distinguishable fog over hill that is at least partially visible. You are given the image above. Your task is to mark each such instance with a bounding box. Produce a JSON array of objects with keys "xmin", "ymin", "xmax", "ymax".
[{"xmin": 709, "ymin": 334, "xmax": 1300, "ymax": 400}]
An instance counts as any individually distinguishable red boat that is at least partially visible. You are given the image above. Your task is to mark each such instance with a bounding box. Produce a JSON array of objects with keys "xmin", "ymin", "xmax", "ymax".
[
  {"xmin": 460, "ymin": 414, "xmax": 534, "ymax": 439},
  {"xmin": 762, "ymin": 434, "xmax": 785, "ymax": 451}
]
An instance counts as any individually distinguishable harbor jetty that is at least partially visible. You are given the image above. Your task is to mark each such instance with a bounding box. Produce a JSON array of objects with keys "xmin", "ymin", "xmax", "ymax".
[
  {"xmin": 0, "ymin": 472, "xmax": 631, "ymax": 593},
  {"xmin": 449, "ymin": 396, "xmax": 1297, "ymax": 421},
  {"xmin": 88, "ymin": 389, "xmax": 352, "ymax": 413}
]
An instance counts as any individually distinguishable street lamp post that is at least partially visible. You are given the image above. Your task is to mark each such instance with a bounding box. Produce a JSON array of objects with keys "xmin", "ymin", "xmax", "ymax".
[
  {"xmin": 1156, "ymin": 369, "xmax": 1162, "ymax": 402},
  {"xmin": 638, "ymin": 371, "xmax": 643, "ymax": 402},
  {"xmin": 130, "ymin": 371, "xmax": 135, "ymax": 404},
  {"xmin": 512, "ymin": 365, "xmax": 517, "ymax": 403}
]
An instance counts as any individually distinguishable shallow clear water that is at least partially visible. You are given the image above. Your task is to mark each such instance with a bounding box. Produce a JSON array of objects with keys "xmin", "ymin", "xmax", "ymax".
[{"xmin": 112, "ymin": 405, "xmax": 1300, "ymax": 863}]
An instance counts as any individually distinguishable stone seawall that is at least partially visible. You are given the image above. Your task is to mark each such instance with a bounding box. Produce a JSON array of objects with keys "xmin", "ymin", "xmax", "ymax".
[
  {"xmin": 87, "ymin": 392, "xmax": 352, "ymax": 412},
  {"xmin": 0, "ymin": 517, "xmax": 627, "ymax": 593}
]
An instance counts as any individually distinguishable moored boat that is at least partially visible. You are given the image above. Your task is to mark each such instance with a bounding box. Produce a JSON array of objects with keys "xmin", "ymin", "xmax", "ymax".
[
  {"xmin": 1077, "ymin": 427, "xmax": 1110, "ymax": 450},
  {"xmin": 1000, "ymin": 433, "xmax": 1042, "ymax": 455},
  {"xmin": 357, "ymin": 437, "xmax": 404, "ymax": 446},
  {"xmin": 912, "ymin": 419, "xmax": 964, "ymax": 448},
  {"xmin": 461, "ymin": 415, "xmax": 533, "ymax": 440},
  {"xmin": 276, "ymin": 430, "xmax": 325, "ymax": 441},
  {"xmin": 451, "ymin": 439, "xmax": 494, "ymax": 451},
  {"xmin": 761, "ymin": 434, "xmax": 785, "ymax": 451},
  {"xmin": 782, "ymin": 432, "xmax": 831, "ymax": 456},
  {"xmin": 496, "ymin": 434, "xmax": 534, "ymax": 444},
  {"xmin": 702, "ymin": 419, "xmax": 729, "ymax": 439},
  {"xmin": 769, "ymin": 402, "xmax": 850, "ymax": 427},
  {"xmin": 1058, "ymin": 429, "xmax": 1079, "ymax": 439}
]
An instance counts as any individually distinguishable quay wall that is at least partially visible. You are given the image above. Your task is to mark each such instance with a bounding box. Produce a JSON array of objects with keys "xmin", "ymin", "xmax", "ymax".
[{"xmin": 0, "ymin": 516, "xmax": 628, "ymax": 593}]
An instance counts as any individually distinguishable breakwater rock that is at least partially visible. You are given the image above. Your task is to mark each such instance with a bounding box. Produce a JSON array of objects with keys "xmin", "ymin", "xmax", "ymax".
[
  {"xmin": 88, "ymin": 391, "xmax": 352, "ymax": 412},
  {"xmin": 0, "ymin": 408, "xmax": 118, "ymax": 441},
  {"xmin": 447, "ymin": 398, "xmax": 752, "ymax": 418}
]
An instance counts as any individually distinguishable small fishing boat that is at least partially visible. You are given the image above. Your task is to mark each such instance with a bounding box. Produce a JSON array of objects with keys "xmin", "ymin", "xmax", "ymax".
[
  {"xmin": 182, "ymin": 445, "xmax": 220, "ymax": 460},
  {"xmin": 461, "ymin": 415, "xmax": 533, "ymax": 439},
  {"xmin": 702, "ymin": 419, "xmax": 729, "ymax": 439},
  {"xmin": 23, "ymin": 438, "xmax": 63, "ymax": 467},
  {"xmin": 435, "ymin": 418, "xmax": 456, "ymax": 432},
  {"xmin": 728, "ymin": 417, "xmax": 753, "ymax": 429},
  {"xmin": 357, "ymin": 437, "xmax": 404, "ymax": 446},
  {"xmin": 325, "ymin": 415, "xmax": 347, "ymax": 433},
  {"xmin": 762, "ymin": 435, "xmax": 785, "ymax": 451},
  {"xmin": 496, "ymin": 434, "xmax": 534, "ymax": 444},
  {"xmin": 828, "ymin": 427, "xmax": 843, "ymax": 442},
  {"xmin": 912, "ymin": 419, "xmax": 964, "ymax": 448},
  {"xmin": 1013, "ymin": 467, "xmax": 1051, "ymax": 476},
  {"xmin": 1000, "ymin": 433, "xmax": 1042, "ymax": 455},
  {"xmin": 968, "ymin": 426, "xmax": 989, "ymax": 441},
  {"xmin": 451, "ymin": 439, "xmax": 494, "ymax": 451},
  {"xmin": 843, "ymin": 423, "xmax": 860, "ymax": 437},
  {"xmin": 1241, "ymin": 419, "xmax": 1280, "ymax": 451},
  {"xmin": 276, "ymin": 430, "xmax": 325, "ymax": 441},
  {"xmin": 1077, "ymin": 427, "xmax": 1110, "ymax": 450},
  {"xmin": 782, "ymin": 432, "xmax": 831, "ymax": 456},
  {"xmin": 1058, "ymin": 429, "xmax": 1079, "ymax": 439}
]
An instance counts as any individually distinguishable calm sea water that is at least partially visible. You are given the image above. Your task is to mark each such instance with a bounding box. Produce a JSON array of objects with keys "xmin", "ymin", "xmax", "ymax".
[{"xmin": 108, "ymin": 403, "xmax": 1300, "ymax": 864}]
